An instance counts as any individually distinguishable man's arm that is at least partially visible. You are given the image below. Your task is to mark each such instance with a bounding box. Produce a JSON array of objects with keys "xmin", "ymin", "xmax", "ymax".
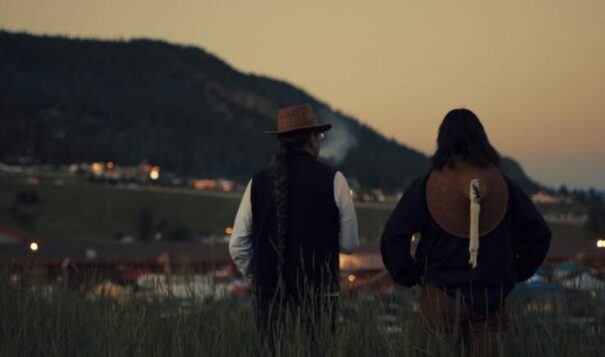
[
  {"xmin": 334, "ymin": 171, "xmax": 359, "ymax": 254},
  {"xmin": 229, "ymin": 180, "xmax": 253, "ymax": 279}
]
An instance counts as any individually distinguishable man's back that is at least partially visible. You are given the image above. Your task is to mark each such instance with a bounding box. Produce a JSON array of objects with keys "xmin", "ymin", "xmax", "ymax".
[{"xmin": 251, "ymin": 151, "xmax": 340, "ymax": 295}]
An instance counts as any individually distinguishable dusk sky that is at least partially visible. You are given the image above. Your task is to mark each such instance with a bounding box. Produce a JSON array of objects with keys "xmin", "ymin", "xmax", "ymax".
[{"xmin": 2, "ymin": 0, "xmax": 604, "ymax": 190}]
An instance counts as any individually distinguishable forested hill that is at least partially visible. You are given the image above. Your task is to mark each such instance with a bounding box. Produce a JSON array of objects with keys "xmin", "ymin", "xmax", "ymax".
[{"xmin": 0, "ymin": 30, "xmax": 540, "ymax": 192}]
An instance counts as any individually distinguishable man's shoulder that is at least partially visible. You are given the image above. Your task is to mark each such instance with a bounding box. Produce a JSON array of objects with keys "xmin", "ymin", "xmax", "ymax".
[
  {"xmin": 252, "ymin": 159, "xmax": 338, "ymax": 181},
  {"xmin": 310, "ymin": 159, "xmax": 338, "ymax": 177},
  {"xmin": 252, "ymin": 167, "xmax": 272, "ymax": 180},
  {"xmin": 250, "ymin": 168, "xmax": 272, "ymax": 193}
]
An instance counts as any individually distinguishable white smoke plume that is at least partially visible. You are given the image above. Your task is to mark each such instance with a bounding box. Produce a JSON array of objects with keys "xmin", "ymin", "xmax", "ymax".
[{"xmin": 317, "ymin": 108, "xmax": 358, "ymax": 164}]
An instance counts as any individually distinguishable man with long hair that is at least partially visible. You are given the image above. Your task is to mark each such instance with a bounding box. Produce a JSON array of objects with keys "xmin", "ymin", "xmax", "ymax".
[
  {"xmin": 229, "ymin": 104, "xmax": 359, "ymax": 343},
  {"xmin": 381, "ymin": 108, "xmax": 551, "ymax": 356}
]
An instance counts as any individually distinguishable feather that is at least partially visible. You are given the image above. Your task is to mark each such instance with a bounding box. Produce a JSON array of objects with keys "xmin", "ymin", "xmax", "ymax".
[{"xmin": 469, "ymin": 179, "xmax": 481, "ymax": 268}]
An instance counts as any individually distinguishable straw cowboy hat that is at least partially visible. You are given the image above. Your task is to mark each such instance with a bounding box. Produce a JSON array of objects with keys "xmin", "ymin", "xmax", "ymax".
[
  {"xmin": 426, "ymin": 162, "xmax": 509, "ymax": 238},
  {"xmin": 266, "ymin": 104, "xmax": 332, "ymax": 135}
]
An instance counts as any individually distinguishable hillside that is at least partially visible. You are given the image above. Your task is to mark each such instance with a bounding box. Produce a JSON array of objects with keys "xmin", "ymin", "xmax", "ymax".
[{"xmin": 0, "ymin": 30, "xmax": 540, "ymax": 192}]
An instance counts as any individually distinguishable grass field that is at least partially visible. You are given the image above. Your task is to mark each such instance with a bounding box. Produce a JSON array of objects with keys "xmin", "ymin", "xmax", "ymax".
[
  {"xmin": 1, "ymin": 276, "xmax": 603, "ymax": 357},
  {"xmin": 0, "ymin": 174, "xmax": 392, "ymax": 243},
  {"xmin": 1, "ymin": 173, "xmax": 603, "ymax": 356}
]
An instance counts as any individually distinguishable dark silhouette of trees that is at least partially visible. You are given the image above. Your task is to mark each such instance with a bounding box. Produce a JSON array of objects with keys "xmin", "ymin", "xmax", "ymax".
[{"xmin": 0, "ymin": 30, "xmax": 541, "ymax": 192}]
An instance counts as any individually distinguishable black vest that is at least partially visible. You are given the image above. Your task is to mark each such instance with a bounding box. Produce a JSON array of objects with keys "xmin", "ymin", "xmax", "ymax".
[{"xmin": 251, "ymin": 152, "xmax": 340, "ymax": 295}]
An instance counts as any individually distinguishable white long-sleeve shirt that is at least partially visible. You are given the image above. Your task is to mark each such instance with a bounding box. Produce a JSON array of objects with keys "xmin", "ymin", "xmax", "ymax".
[{"xmin": 229, "ymin": 171, "xmax": 359, "ymax": 278}]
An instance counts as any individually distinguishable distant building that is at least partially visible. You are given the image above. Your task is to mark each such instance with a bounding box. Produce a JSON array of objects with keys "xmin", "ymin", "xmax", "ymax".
[
  {"xmin": 217, "ymin": 179, "xmax": 234, "ymax": 192},
  {"xmin": 371, "ymin": 189, "xmax": 385, "ymax": 203},
  {"xmin": 543, "ymin": 213, "xmax": 589, "ymax": 226},
  {"xmin": 532, "ymin": 190, "xmax": 560, "ymax": 204},
  {"xmin": 191, "ymin": 179, "xmax": 234, "ymax": 192},
  {"xmin": 192, "ymin": 179, "xmax": 217, "ymax": 190}
]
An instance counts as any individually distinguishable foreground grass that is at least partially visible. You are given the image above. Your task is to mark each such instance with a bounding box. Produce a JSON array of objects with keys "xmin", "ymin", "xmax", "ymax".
[{"xmin": 1, "ymin": 277, "xmax": 603, "ymax": 357}]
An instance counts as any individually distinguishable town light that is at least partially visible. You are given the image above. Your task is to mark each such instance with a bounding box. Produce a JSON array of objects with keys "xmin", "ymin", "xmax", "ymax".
[
  {"xmin": 225, "ymin": 227, "xmax": 233, "ymax": 235},
  {"xmin": 597, "ymin": 240, "xmax": 605, "ymax": 248},
  {"xmin": 29, "ymin": 242, "xmax": 39, "ymax": 252},
  {"xmin": 91, "ymin": 162, "xmax": 103, "ymax": 174},
  {"xmin": 149, "ymin": 167, "xmax": 160, "ymax": 180},
  {"xmin": 347, "ymin": 274, "xmax": 356, "ymax": 283}
]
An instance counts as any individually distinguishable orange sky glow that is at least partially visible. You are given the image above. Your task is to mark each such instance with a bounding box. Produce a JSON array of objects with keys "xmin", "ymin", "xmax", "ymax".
[{"xmin": 1, "ymin": 0, "xmax": 604, "ymax": 189}]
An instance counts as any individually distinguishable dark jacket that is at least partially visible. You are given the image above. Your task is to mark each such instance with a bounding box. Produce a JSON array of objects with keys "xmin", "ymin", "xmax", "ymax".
[
  {"xmin": 250, "ymin": 151, "xmax": 340, "ymax": 296},
  {"xmin": 380, "ymin": 173, "xmax": 551, "ymax": 312}
]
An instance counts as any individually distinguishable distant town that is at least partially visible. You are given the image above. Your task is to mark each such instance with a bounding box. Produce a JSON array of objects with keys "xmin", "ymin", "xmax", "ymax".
[
  {"xmin": 0, "ymin": 160, "xmax": 405, "ymax": 204},
  {"xmin": 1, "ymin": 160, "xmax": 601, "ymax": 222}
]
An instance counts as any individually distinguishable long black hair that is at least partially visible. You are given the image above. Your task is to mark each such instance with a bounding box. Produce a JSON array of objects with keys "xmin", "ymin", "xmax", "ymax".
[
  {"xmin": 431, "ymin": 108, "xmax": 501, "ymax": 170},
  {"xmin": 271, "ymin": 130, "xmax": 312, "ymax": 278}
]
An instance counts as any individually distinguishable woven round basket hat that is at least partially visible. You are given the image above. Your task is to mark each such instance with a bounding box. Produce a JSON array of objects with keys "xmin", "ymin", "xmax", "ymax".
[
  {"xmin": 426, "ymin": 162, "xmax": 509, "ymax": 238},
  {"xmin": 266, "ymin": 104, "xmax": 332, "ymax": 135}
]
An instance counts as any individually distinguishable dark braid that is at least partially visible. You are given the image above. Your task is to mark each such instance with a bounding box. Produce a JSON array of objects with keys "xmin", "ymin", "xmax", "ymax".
[
  {"xmin": 272, "ymin": 140, "xmax": 289, "ymax": 279},
  {"xmin": 270, "ymin": 130, "xmax": 312, "ymax": 282}
]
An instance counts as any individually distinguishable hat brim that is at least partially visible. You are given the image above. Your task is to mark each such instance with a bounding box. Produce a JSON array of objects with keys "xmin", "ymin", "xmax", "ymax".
[{"xmin": 265, "ymin": 123, "xmax": 332, "ymax": 135}]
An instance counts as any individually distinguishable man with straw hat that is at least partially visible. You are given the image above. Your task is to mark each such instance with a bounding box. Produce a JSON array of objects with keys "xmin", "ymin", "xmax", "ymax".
[
  {"xmin": 229, "ymin": 104, "xmax": 359, "ymax": 344},
  {"xmin": 381, "ymin": 108, "xmax": 551, "ymax": 356}
]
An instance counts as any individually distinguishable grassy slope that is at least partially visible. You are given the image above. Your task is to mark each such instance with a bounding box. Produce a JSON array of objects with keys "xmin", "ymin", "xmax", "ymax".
[
  {"xmin": 0, "ymin": 175, "xmax": 392, "ymax": 242},
  {"xmin": 0, "ymin": 174, "xmax": 589, "ymax": 244}
]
